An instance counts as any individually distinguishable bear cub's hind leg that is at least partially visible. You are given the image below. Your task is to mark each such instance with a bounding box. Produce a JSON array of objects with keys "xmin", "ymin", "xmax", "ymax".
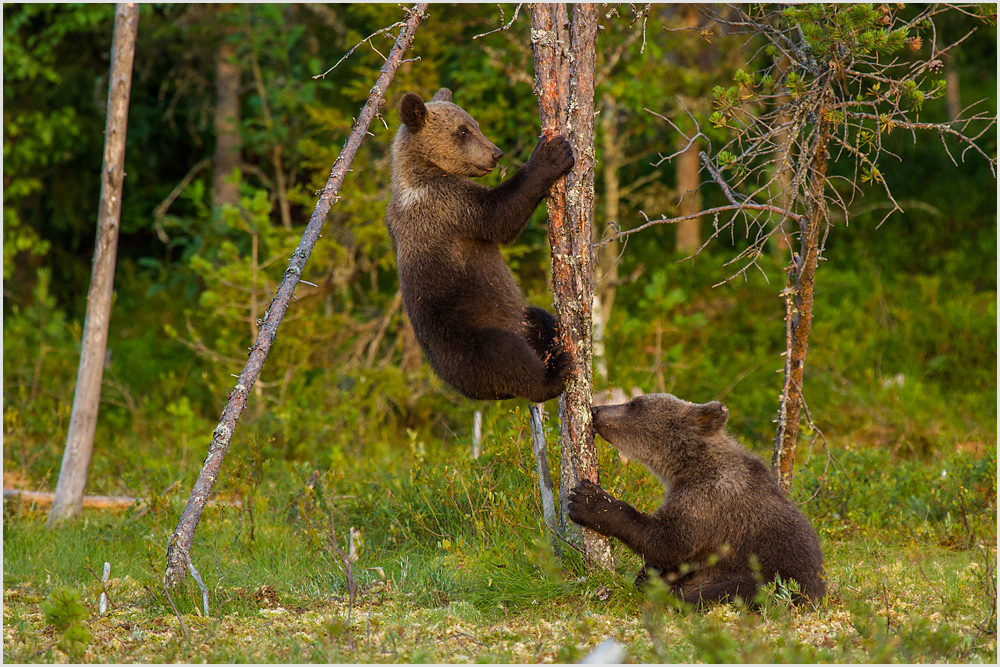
[
  {"xmin": 522, "ymin": 306, "xmax": 572, "ymax": 391},
  {"xmin": 449, "ymin": 326, "xmax": 565, "ymax": 403},
  {"xmin": 675, "ymin": 570, "xmax": 760, "ymax": 608}
]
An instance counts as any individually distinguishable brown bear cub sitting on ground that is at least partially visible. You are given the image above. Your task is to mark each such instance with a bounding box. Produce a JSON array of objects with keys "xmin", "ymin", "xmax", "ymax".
[
  {"xmin": 386, "ymin": 88, "xmax": 575, "ymax": 402},
  {"xmin": 569, "ymin": 393, "xmax": 826, "ymax": 606}
]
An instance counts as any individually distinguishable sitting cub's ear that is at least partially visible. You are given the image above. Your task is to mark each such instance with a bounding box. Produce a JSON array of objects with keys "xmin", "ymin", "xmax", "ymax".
[
  {"xmin": 692, "ymin": 401, "xmax": 729, "ymax": 434},
  {"xmin": 431, "ymin": 87, "xmax": 452, "ymax": 102},
  {"xmin": 399, "ymin": 92, "xmax": 427, "ymax": 131}
]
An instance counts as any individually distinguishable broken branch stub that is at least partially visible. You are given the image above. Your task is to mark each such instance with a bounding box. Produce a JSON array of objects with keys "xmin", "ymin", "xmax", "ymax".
[{"xmin": 163, "ymin": 3, "xmax": 429, "ymax": 590}]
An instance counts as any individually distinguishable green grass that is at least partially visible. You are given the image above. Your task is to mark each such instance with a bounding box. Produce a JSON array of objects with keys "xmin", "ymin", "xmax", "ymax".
[{"xmin": 3, "ymin": 418, "xmax": 996, "ymax": 664}]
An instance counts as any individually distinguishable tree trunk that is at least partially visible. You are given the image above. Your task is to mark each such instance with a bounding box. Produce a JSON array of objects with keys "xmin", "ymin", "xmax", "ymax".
[
  {"xmin": 47, "ymin": 3, "xmax": 139, "ymax": 528},
  {"xmin": 531, "ymin": 4, "xmax": 570, "ymax": 130},
  {"xmin": 771, "ymin": 56, "xmax": 795, "ymax": 256},
  {"xmin": 399, "ymin": 314, "xmax": 423, "ymax": 373},
  {"xmin": 164, "ymin": 3, "xmax": 429, "ymax": 590},
  {"xmin": 213, "ymin": 26, "xmax": 241, "ymax": 209},
  {"xmin": 593, "ymin": 93, "xmax": 621, "ymax": 388},
  {"xmin": 531, "ymin": 2, "xmax": 613, "ymax": 569},
  {"xmin": 944, "ymin": 58, "xmax": 961, "ymax": 121},
  {"xmin": 674, "ymin": 108, "xmax": 702, "ymax": 253},
  {"xmin": 674, "ymin": 4, "xmax": 703, "ymax": 254},
  {"xmin": 530, "ymin": 1, "xmax": 571, "ymax": 552},
  {"xmin": 772, "ymin": 93, "xmax": 831, "ymax": 493}
]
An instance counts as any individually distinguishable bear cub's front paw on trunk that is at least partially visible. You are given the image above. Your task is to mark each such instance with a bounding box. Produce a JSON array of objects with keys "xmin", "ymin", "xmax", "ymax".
[
  {"xmin": 567, "ymin": 479, "xmax": 618, "ymax": 530},
  {"xmin": 529, "ymin": 134, "xmax": 575, "ymax": 178}
]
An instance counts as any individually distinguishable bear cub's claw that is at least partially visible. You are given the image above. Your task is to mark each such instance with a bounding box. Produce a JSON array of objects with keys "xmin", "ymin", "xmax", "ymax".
[
  {"xmin": 546, "ymin": 346, "xmax": 573, "ymax": 386},
  {"xmin": 530, "ymin": 134, "xmax": 575, "ymax": 178},
  {"xmin": 567, "ymin": 479, "xmax": 616, "ymax": 529}
]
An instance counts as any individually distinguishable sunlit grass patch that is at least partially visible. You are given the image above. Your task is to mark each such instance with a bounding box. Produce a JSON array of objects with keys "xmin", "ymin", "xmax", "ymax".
[{"xmin": 4, "ymin": 421, "xmax": 995, "ymax": 663}]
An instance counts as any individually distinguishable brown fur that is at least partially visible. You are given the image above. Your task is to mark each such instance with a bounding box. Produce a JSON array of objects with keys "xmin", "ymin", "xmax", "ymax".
[
  {"xmin": 386, "ymin": 88, "xmax": 574, "ymax": 402},
  {"xmin": 568, "ymin": 393, "xmax": 826, "ymax": 606}
]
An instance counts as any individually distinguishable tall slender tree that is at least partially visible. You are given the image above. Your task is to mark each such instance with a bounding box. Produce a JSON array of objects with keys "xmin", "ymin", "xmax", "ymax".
[
  {"xmin": 531, "ymin": 2, "xmax": 613, "ymax": 569},
  {"xmin": 673, "ymin": 4, "xmax": 704, "ymax": 254},
  {"xmin": 47, "ymin": 3, "xmax": 140, "ymax": 526},
  {"xmin": 212, "ymin": 8, "xmax": 241, "ymax": 210}
]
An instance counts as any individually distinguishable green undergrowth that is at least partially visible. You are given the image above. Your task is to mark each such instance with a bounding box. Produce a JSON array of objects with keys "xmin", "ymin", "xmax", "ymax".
[
  {"xmin": 4, "ymin": 249, "xmax": 996, "ymax": 663},
  {"xmin": 4, "ymin": 413, "xmax": 996, "ymax": 663},
  {"xmin": 603, "ymin": 254, "xmax": 996, "ymax": 454},
  {"xmin": 5, "ymin": 251, "xmax": 996, "ymax": 497}
]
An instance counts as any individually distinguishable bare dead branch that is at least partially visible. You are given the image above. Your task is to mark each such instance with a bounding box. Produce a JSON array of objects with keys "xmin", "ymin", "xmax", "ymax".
[
  {"xmin": 152, "ymin": 157, "xmax": 210, "ymax": 243},
  {"xmin": 161, "ymin": 581, "xmax": 190, "ymax": 641},
  {"xmin": 472, "ymin": 3, "xmax": 523, "ymax": 40},
  {"xmin": 849, "ymin": 111, "xmax": 997, "ymax": 176},
  {"xmin": 598, "ymin": 4, "xmax": 650, "ymax": 81},
  {"xmin": 164, "ymin": 3, "xmax": 430, "ymax": 590},
  {"xmin": 313, "ymin": 20, "xmax": 407, "ymax": 78},
  {"xmin": 645, "ymin": 103, "xmax": 708, "ymax": 165},
  {"xmin": 599, "ymin": 200, "xmax": 804, "ymax": 248},
  {"xmin": 185, "ymin": 553, "xmax": 210, "ymax": 616}
]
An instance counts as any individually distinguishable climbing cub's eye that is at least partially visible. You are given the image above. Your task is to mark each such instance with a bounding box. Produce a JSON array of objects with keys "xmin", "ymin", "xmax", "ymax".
[{"xmin": 458, "ymin": 125, "xmax": 470, "ymax": 137}]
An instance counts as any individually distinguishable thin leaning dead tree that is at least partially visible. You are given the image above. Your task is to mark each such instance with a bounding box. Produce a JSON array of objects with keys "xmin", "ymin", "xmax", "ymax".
[
  {"xmin": 531, "ymin": 2, "xmax": 613, "ymax": 569},
  {"xmin": 606, "ymin": 4, "xmax": 996, "ymax": 494},
  {"xmin": 163, "ymin": 3, "xmax": 429, "ymax": 590},
  {"xmin": 48, "ymin": 3, "xmax": 140, "ymax": 527}
]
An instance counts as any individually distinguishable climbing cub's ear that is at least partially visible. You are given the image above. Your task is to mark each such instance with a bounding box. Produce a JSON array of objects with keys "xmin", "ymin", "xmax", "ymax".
[
  {"xmin": 431, "ymin": 87, "xmax": 453, "ymax": 102},
  {"xmin": 692, "ymin": 401, "xmax": 729, "ymax": 435},
  {"xmin": 399, "ymin": 92, "xmax": 427, "ymax": 131}
]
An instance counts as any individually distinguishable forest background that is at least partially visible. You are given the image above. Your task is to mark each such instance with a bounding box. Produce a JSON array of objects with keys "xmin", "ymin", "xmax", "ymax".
[{"xmin": 3, "ymin": 3, "xmax": 997, "ymax": 663}]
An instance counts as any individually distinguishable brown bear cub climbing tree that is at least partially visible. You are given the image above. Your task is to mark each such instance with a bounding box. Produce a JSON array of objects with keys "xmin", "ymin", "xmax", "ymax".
[
  {"xmin": 569, "ymin": 393, "xmax": 826, "ymax": 606},
  {"xmin": 386, "ymin": 88, "xmax": 575, "ymax": 403}
]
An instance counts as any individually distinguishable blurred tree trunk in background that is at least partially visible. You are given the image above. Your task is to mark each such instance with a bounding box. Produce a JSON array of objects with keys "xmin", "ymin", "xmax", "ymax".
[
  {"xmin": 674, "ymin": 96, "xmax": 703, "ymax": 254},
  {"xmin": 48, "ymin": 2, "xmax": 139, "ymax": 527},
  {"xmin": 770, "ymin": 56, "xmax": 795, "ymax": 257},
  {"xmin": 945, "ymin": 58, "xmax": 961, "ymax": 120},
  {"xmin": 592, "ymin": 93, "xmax": 621, "ymax": 388},
  {"xmin": 213, "ymin": 12, "xmax": 241, "ymax": 209},
  {"xmin": 245, "ymin": 11, "xmax": 293, "ymax": 230},
  {"xmin": 674, "ymin": 4, "xmax": 704, "ymax": 254}
]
